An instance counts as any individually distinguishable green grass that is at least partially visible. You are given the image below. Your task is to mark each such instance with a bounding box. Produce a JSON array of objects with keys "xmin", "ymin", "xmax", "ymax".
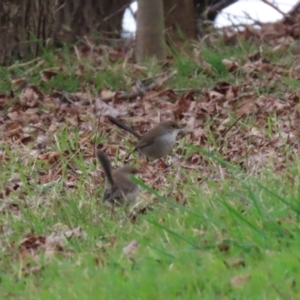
[
  {"xmin": 1, "ymin": 38, "xmax": 300, "ymax": 299},
  {"xmin": 1, "ymin": 145, "xmax": 300, "ymax": 299}
]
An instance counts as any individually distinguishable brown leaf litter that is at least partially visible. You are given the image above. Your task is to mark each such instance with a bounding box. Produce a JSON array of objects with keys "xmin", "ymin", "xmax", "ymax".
[
  {"xmin": 1, "ymin": 18, "xmax": 300, "ymax": 216},
  {"xmin": 16, "ymin": 226, "xmax": 86, "ymax": 277}
]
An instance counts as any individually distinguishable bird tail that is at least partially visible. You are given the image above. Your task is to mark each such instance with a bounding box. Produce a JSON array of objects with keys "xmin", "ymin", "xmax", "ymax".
[
  {"xmin": 107, "ymin": 116, "xmax": 142, "ymax": 139},
  {"xmin": 96, "ymin": 150, "xmax": 114, "ymax": 186}
]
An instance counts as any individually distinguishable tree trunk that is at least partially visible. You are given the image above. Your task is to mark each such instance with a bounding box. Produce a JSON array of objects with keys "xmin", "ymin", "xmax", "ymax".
[
  {"xmin": 163, "ymin": 0, "xmax": 196, "ymax": 45},
  {"xmin": 0, "ymin": 0, "xmax": 131, "ymax": 66},
  {"xmin": 136, "ymin": 0, "xmax": 166, "ymax": 63},
  {"xmin": 54, "ymin": 0, "xmax": 131, "ymax": 44},
  {"xmin": 0, "ymin": 0, "xmax": 56, "ymax": 65}
]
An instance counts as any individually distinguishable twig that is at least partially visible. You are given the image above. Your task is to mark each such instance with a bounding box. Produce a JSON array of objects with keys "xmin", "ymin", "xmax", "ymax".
[
  {"xmin": 8, "ymin": 57, "xmax": 42, "ymax": 70},
  {"xmin": 83, "ymin": 36, "xmax": 94, "ymax": 50},
  {"xmin": 54, "ymin": 1, "xmax": 66, "ymax": 13},
  {"xmin": 24, "ymin": 60, "xmax": 45, "ymax": 75},
  {"xmin": 96, "ymin": 3, "xmax": 131, "ymax": 27},
  {"xmin": 100, "ymin": 70, "xmax": 177, "ymax": 102},
  {"xmin": 51, "ymin": 90, "xmax": 76, "ymax": 104},
  {"xmin": 287, "ymin": 1, "xmax": 300, "ymax": 18},
  {"xmin": 140, "ymin": 71, "xmax": 169, "ymax": 82},
  {"xmin": 221, "ymin": 114, "xmax": 245, "ymax": 139},
  {"xmin": 218, "ymin": 114, "xmax": 245, "ymax": 153},
  {"xmin": 129, "ymin": 5, "xmax": 136, "ymax": 20},
  {"xmin": 150, "ymin": 70, "xmax": 177, "ymax": 88},
  {"xmin": 172, "ymin": 88, "xmax": 204, "ymax": 94},
  {"xmin": 289, "ymin": 23, "xmax": 300, "ymax": 32},
  {"xmin": 206, "ymin": 0, "xmax": 238, "ymax": 16},
  {"xmin": 73, "ymin": 45, "xmax": 82, "ymax": 62},
  {"xmin": 216, "ymin": 11, "xmax": 262, "ymax": 30},
  {"xmin": 95, "ymin": 114, "xmax": 101, "ymax": 159},
  {"xmin": 242, "ymin": 11, "xmax": 264, "ymax": 27},
  {"xmin": 29, "ymin": 125, "xmax": 47, "ymax": 133},
  {"xmin": 122, "ymin": 48, "xmax": 134, "ymax": 69},
  {"xmin": 261, "ymin": 0, "xmax": 287, "ymax": 16}
]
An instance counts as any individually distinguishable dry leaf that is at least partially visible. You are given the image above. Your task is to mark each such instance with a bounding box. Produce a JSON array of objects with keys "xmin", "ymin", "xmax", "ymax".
[
  {"xmin": 230, "ymin": 274, "xmax": 251, "ymax": 288},
  {"xmin": 224, "ymin": 257, "xmax": 245, "ymax": 268},
  {"xmin": 95, "ymin": 98, "xmax": 124, "ymax": 117},
  {"xmin": 64, "ymin": 226, "xmax": 87, "ymax": 239},
  {"xmin": 40, "ymin": 69, "xmax": 58, "ymax": 81},
  {"xmin": 192, "ymin": 229, "xmax": 206, "ymax": 236},
  {"xmin": 122, "ymin": 240, "xmax": 139, "ymax": 258},
  {"xmin": 19, "ymin": 84, "xmax": 44, "ymax": 108},
  {"xmin": 222, "ymin": 59, "xmax": 239, "ymax": 71},
  {"xmin": 101, "ymin": 89, "xmax": 116, "ymax": 100},
  {"xmin": 11, "ymin": 78, "xmax": 27, "ymax": 89}
]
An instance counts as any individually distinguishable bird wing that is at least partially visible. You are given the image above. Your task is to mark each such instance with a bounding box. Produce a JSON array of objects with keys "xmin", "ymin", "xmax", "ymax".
[
  {"xmin": 134, "ymin": 133, "xmax": 157, "ymax": 150},
  {"xmin": 103, "ymin": 177, "xmax": 138, "ymax": 206},
  {"xmin": 102, "ymin": 188, "xmax": 113, "ymax": 202}
]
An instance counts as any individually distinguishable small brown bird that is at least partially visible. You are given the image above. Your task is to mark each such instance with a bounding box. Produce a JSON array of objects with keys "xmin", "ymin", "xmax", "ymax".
[
  {"xmin": 97, "ymin": 150, "xmax": 140, "ymax": 206},
  {"xmin": 108, "ymin": 116, "xmax": 185, "ymax": 160}
]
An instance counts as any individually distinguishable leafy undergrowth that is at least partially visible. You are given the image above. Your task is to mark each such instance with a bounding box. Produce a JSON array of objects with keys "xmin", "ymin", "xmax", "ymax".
[{"xmin": 1, "ymin": 21, "xmax": 300, "ymax": 298}]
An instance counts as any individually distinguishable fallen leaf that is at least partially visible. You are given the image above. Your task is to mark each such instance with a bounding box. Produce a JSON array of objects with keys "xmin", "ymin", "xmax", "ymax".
[
  {"xmin": 230, "ymin": 274, "xmax": 251, "ymax": 288},
  {"xmin": 11, "ymin": 78, "xmax": 27, "ymax": 89},
  {"xmin": 224, "ymin": 257, "xmax": 245, "ymax": 268},
  {"xmin": 64, "ymin": 226, "xmax": 87, "ymax": 239},
  {"xmin": 193, "ymin": 229, "xmax": 206, "ymax": 236},
  {"xmin": 40, "ymin": 69, "xmax": 58, "ymax": 81},
  {"xmin": 222, "ymin": 59, "xmax": 239, "ymax": 71},
  {"xmin": 19, "ymin": 84, "xmax": 44, "ymax": 108},
  {"xmin": 122, "ymin": 240, "xmax": 139, "ymax": 258}
]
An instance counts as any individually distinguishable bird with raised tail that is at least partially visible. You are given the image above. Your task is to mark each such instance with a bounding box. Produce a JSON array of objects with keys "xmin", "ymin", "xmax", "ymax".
[
  {"xmin": 97, "ymin": 150, "xmax": 140, "ymax": 206},
  {"xmin": 107, "ymin": 116, "xmax": 185, "ymax": 160}
]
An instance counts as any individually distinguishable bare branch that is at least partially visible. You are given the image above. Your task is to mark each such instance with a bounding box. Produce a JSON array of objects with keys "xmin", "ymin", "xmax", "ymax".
[
  {"xmin": 261, "ymin": 0, "xmax": 286, "ymax": 16},
  {"xmin": 96, "ymin": 2, "xmax": 131, "ymax": 27},
  {"xmin": 206, "ymin": 0, "xmax": 238, "ymax": 16},
  {"xmin": 287, "ymin": 0, "xmax": 300, "ymax": 18}
]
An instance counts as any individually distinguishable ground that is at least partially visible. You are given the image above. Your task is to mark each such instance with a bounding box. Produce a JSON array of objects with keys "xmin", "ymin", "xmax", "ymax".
[{"xmin": 1, "ymin": 20, "xmax": 300, "ymax": 299}]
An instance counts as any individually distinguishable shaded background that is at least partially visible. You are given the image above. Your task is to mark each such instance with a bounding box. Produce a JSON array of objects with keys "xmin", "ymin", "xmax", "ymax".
[{"xmin": 123, "ymin": 0, "xmax": 298, "ymax": 34}]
